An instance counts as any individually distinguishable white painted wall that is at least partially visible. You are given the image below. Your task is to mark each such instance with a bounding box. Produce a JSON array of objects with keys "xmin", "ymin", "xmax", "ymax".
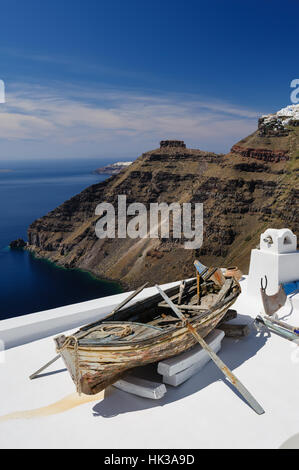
[
  {"xmin": 247, "ymin": 229, "xmax": 299, "ymax": 302},
  {"xmin": 0, "ymin": 281, "xmax": 181, "ymax": 350}
]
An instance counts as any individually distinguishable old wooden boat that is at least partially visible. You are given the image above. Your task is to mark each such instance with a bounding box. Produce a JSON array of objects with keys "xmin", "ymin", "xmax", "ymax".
[{"xmin": 55, "ymin": 268, "xmax": 241, "ymax": 395}]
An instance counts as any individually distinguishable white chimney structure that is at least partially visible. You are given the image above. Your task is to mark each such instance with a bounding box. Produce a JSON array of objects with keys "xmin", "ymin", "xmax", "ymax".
[{"xmin": 247, "ymin": 228, "xmax": 299, "ymax": 298}]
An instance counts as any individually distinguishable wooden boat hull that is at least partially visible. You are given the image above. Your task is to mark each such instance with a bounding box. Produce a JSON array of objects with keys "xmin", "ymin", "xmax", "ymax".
[{"xmin": 57, "ymin": 296, "xmax": 237, "ymax": 395}]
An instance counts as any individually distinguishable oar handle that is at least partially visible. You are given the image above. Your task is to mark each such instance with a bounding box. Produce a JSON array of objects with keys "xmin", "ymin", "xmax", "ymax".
[{"xmin": 29, "ymin": 354, "xmax": 61, "ymax": 380}]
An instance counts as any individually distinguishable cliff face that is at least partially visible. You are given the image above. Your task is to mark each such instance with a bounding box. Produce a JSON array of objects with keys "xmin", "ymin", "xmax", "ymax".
[{"xmin": 27, "ymin": 108, "xmax": 299, "ymax": 289}]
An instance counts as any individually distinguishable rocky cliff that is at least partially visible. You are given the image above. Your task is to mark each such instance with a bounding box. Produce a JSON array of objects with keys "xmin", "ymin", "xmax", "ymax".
[{"xmin": 27, "ymin": 106, "xmax": 299, "ymax": 289}]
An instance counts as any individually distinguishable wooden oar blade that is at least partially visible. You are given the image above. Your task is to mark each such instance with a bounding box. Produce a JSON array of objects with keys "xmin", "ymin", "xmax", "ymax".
[
  {"xmin": 186, "ymin": 323, "xmax": 265, "ymax": 415},
  {"xmin": 155, "ymin": 284, "xmax": 265, "ymax": 416},
  {"xmin": 194, "ymin": 260, "xmax": 207, "ymax": 275}
]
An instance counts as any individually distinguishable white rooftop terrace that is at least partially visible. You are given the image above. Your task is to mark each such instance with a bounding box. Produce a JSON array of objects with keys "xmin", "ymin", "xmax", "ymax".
[{"xmin": 0, "ymin": 228, "xmax": 299, "ymax": 449}]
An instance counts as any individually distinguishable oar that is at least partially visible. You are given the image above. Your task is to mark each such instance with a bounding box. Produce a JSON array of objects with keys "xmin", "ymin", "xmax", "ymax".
[
  {"xmin": 155, "ymin": 285, "xmax": 265, "ymax": 415},
  {"xmin": 264, "ymin": 315, "xmax": 299, "ymax": 335},
  {"xmin": 29, "ymin": 354, "xmax": 61, "ymax": 380},
  {"xmin": 255, "ymin": 315, "xmax": 299, "ymax": 342},
  {"xmin": 29, "ymin": 283, "xmax": 149, "ymax": 380},
  {"xmin": 111, "ymin": 282, "xmax": 149, "ymax": 320},
  {"xmin": 80, "ymin": 282, "xmax": 149, "ymax": 330}
]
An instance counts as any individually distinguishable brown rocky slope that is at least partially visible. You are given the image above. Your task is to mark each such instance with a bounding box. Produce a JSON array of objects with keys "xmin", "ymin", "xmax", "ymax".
[{"xmin": 27, "ymin": 112, "xmax": 299, "ymax": 289}]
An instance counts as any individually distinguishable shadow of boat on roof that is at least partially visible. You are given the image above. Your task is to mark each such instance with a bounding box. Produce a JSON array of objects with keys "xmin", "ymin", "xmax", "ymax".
[{"xmin": 92, "ymin": 315, "xmax": 269, "ymax": 418}]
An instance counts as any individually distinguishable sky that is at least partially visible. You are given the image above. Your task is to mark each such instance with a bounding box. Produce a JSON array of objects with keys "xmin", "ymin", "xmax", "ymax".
[{"xmin": 0, "ymin": 0, "xmax": 298, "ymax": 161}]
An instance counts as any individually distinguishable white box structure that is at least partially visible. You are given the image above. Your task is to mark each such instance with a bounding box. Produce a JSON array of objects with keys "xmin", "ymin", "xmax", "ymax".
[
  {"xmin": 158, "ymin": 329, "xmax": 225, "ymax": 387},
  {"xmin": 247, "ymin": 228, "xmax": 299, "ymax": 298}
]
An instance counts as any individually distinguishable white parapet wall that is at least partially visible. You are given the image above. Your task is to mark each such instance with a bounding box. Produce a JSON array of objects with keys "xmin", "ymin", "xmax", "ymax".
[
  {"xmin": 247, "ymin": 228, "xmax": 299, "ymax": 302},
  {"xmin": 0, "ymin": 281, "xmax": 182, "ymax": 350}
]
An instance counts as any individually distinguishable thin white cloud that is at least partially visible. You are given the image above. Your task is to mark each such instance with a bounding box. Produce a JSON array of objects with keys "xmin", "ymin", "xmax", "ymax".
[
  {"xmin": 0, "ymin": 47, "xmax": 148, "ymax": 82},
  {"xmin": 0, "ymin": 83, "xmax": 261, "ymax": 159}
]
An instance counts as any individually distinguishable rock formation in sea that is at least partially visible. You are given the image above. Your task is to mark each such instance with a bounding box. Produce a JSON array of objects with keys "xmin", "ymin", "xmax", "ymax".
[
  {"xmin": 27, "ymin": 105, "xmax": 299, "ymax": 289},
  {"xmin": 10, "ymin": 238, "xmax": 27, "ymax": 249}
]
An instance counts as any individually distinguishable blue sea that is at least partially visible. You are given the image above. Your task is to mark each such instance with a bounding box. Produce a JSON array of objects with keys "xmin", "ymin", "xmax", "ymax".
[{"xmin": 0, "ymin": 158, "xmax": 122, "ymax": 320}]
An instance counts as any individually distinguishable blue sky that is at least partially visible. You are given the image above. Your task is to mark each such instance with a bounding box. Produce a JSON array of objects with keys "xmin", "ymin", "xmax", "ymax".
[{"xmin": 0, "ymin": 0, "xmax": 298, "ymax": 161}]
